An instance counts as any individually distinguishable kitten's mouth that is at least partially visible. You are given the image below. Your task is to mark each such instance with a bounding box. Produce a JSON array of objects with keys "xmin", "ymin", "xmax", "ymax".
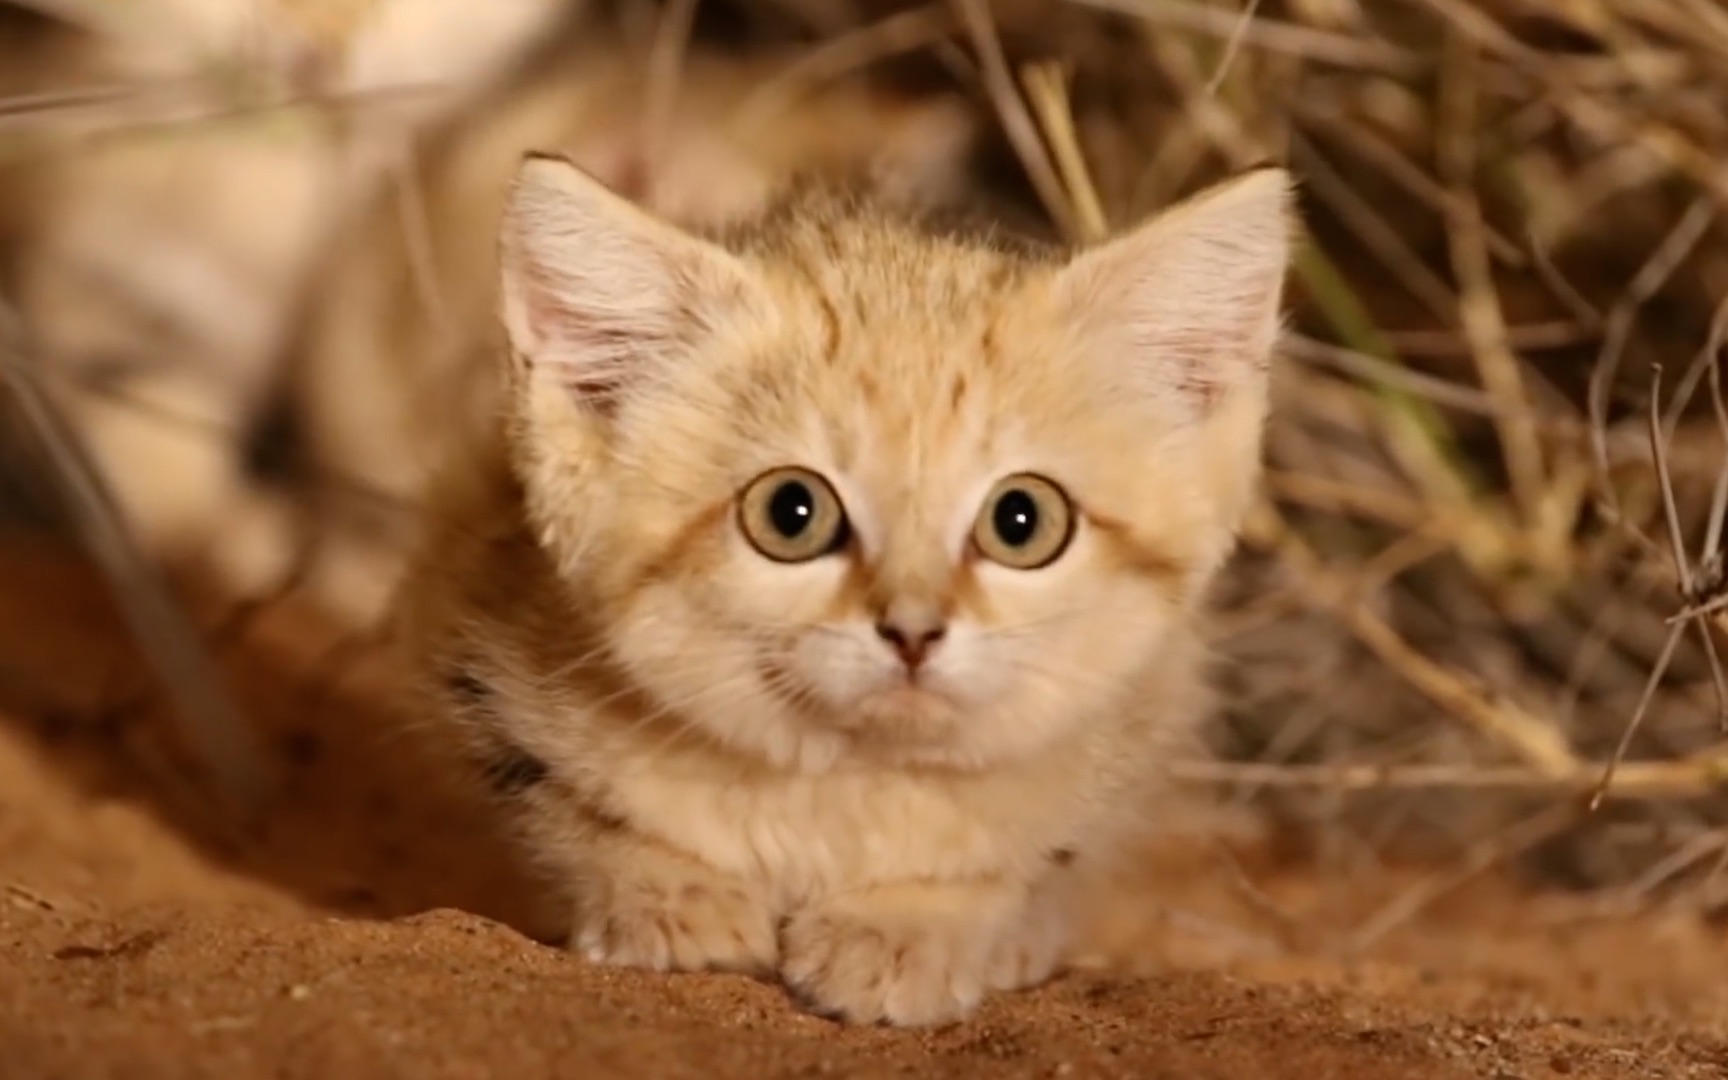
[
  {"xmin": 874, "ymin": 680, "xmax": 945, "ymax": 706},
  {"xmin": 846, "ymin": 682, "xmax": 963, "ymax": 744},
  {"xmin": 757, "ymin": 651, "xmax": 963, "ymax": 747}
]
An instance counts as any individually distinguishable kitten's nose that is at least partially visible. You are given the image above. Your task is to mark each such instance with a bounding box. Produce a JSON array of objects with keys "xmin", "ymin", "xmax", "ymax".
[{"xmin": 874, "ymin": 617, "xmax": 947, "ymax": 670}]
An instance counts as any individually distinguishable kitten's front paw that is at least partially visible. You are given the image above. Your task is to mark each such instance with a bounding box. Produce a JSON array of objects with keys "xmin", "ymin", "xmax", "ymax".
[
  {"xmin": 780, "ymin": 908, "xmax": 987, "ymax": 1026},
  {"xmin": 779, "ymin": 882, "xmax": 1023, "ymax": 1027},
  {"xmin": 572, "ymin": 848, "xmax": 777, "ymax": 975}
]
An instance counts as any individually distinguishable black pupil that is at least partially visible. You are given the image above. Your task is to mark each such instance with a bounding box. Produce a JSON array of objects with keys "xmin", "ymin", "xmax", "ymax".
[
  {"xmin": 769, "ymin": 480, "xmax": 816, "ymax": 538},
  {"xmin": 993, "ymin": 489, "xmax": 1039, "ymax": 547}
]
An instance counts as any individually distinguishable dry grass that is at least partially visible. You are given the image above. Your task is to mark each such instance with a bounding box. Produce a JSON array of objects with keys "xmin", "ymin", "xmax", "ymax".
[{"xmin": 6, "ymin": 0, "xmax": 1728, "ymax": 931}]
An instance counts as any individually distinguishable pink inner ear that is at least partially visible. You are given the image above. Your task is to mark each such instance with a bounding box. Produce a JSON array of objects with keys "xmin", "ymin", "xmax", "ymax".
[
  {"xmin": 515, "ymin": 248, "xmax": 687, "ymax": 414},
  {"xmin": 1133, "ymin": 306, "xmax": 1273, "ymax": 417},
  {"xmin": 517, "ymin": 268, "xmax": 613, "ymax": 407}
]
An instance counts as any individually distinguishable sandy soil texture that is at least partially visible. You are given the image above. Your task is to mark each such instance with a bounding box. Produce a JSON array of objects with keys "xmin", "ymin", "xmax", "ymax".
[{"xmin": 3, "ymin": 531, "xmax": 1727, "ymax": 1080}]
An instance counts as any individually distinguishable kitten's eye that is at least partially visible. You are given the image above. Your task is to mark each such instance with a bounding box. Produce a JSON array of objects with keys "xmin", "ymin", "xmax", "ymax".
[
  {"xmin": 737, "ymin": 466, "xmax": 850, "ymax": 563},
  {"xmin": 972, "ymin": 473, "xmax": 1074, "ymax": 570}
]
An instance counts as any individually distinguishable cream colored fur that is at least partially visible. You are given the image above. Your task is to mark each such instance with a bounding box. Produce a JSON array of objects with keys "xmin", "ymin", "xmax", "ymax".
[{"xmin": 392, "ymin": 158, "xmax": 1294, "ymax": 1026}]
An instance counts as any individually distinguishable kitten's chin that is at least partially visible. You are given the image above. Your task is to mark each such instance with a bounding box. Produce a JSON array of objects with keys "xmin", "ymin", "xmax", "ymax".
[{"xmin": 831, "ymin": 684, "xmax": 989, "ymax": 765}]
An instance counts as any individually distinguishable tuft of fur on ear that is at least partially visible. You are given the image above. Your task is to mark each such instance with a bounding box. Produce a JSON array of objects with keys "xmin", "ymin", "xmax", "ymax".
[
  {"xmin": 1050, "ymin": 167, "xmax": 1295, "ymax": 419},
  {"xmin": 497, "ymin": 152, "xmax": 759, "ymax": 412}
]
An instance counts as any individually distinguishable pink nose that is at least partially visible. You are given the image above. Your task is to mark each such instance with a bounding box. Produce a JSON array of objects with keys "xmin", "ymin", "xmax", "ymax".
[{"xmin": 874, "ymin": 619, "xmax": 947, "ymax": 669}]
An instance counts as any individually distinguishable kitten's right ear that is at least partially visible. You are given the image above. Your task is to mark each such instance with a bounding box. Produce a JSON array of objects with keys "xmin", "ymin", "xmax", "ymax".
[
  {"xmin": 1047, "ymin": 167, "xmax": 1295, "ymax": 422},
  {"xmin": 498, "ymin": 152, "xmax": 760, "ymax": 410}
]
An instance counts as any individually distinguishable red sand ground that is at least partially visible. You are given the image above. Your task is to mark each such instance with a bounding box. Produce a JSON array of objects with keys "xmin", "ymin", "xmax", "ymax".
[{"xmin": 2, "ymin": 531, "xmax": 1726, "ymax": 1079}]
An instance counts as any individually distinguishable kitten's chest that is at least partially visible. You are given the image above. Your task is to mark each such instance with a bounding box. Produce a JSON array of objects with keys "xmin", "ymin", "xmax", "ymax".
[{"xmin": 598, "ymin": 753, "xmax": 1078, "ymax": 900}]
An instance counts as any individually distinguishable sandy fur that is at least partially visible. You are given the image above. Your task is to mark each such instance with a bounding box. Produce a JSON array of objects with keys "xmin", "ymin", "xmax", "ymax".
[{"xmin": 392, "ymin": 162, "xmax": 1295, "ymax": 1026}]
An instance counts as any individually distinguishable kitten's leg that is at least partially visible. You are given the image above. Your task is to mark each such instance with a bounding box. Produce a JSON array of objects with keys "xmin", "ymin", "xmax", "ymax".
[
  {"xmin": 983, "ymin": 859, "xmax": 1080, "ymax": 994},
  {"xmin": 780, "ymin": 872, "xmax": 1068, "ymax": 1027},
  {"xmin": 562, "ymin": 827, "xmax": 780, "ymax": 977},
  {"xmin": 451, "ymin": 711, "xmax": 780, "ymax": 974}
]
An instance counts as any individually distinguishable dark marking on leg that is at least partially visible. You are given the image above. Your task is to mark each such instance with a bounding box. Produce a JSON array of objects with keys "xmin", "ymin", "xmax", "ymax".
[
  {"xmin": 444, "ymin": 666, "xmax": 492, "ymax": 708},
  {"xmin": 1047, "ymin": 848, "xmax": 1076, "ymax": 868},
  {"xmin": 480, "ymin": 739, "xmax": 550, "ymax": 796}
]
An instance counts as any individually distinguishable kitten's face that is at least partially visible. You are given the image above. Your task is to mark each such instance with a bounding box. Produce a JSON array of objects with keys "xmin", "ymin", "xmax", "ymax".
[{"xmin": 499, "ymin": 160, "xmax": 1292, "ymax": 771}]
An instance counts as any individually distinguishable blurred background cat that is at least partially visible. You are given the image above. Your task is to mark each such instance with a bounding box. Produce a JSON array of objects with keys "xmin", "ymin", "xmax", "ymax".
[{"xmin": 0, "ymin": 0, "xmax": 585, "ymax": 588}]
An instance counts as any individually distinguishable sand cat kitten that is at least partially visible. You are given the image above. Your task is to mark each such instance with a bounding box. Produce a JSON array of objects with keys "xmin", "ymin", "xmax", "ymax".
[{"xmin": 392, "ymin": 155, "xmax": 1293, "ymax": 1025}]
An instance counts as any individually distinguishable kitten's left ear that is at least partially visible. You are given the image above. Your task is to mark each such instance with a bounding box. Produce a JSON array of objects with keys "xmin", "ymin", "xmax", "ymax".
[
  {"xmin": 1049, "ymin": 168, "xmax": 1295, "ymax": 418},
  {"xmin": 498, "ymin": 152, "xmax": 763, "ymax": 411}
]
